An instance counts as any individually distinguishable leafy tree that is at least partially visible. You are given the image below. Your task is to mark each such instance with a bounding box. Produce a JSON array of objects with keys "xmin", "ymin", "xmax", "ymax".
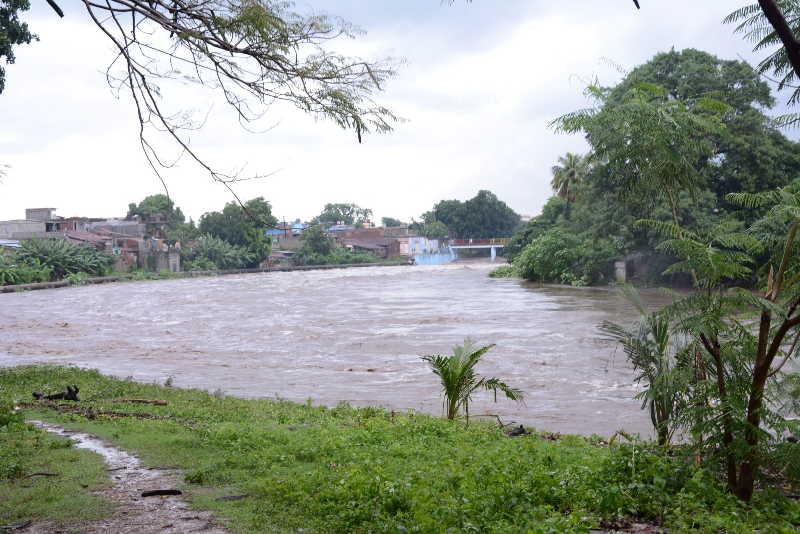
[
  {"xmin": 553, "ymin": 82, "xmax": 726, "ymax": 227},
  {"xmin": 296, "ymin": 225, "xmax": 334, "ymax": 257},
  {"xmin": 550, "ymin": 153, "xmax": 590, "ymax": 202},
  {"xmin": 420, "ymin": 191, "xmax": 519, "ymax": 239},
  {"xmin": 607, "ymin": 49, "xmax": 800, "ymax": 208},
  {"xmin": 507, "ymin": 49, "xmax": 800, "ymax": 285},
  {"xmin": 198, "ymin": 197, "xmax": 276, "ymax": 266},
  {"xmin": 0, "ymin": 0, "xmax": 35, "ymax": 94},
  {"xmin": 381, "ymin": 217, "xmax": 404, "ymax": 227},
  {"xmin": 421, "ymin": 339, "xmax": 523, "ymax": 421},
  {"xmin": 632, "ymin": 194, "xmax": 800, "ymax": 502},
  {"xmin": 312, "ymin": 203, "xmax": 373, "ymax": 227},
  {"xmin": 421, "ymin": 221, "xmax": 449, "ymax": 240},
  {"xmin": 127, "ymin": 194, "xmax": 185, "ymax": 225}
]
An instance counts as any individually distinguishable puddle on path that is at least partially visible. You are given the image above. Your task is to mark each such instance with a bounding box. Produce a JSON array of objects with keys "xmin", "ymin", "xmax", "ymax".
[{"xmin": 25, "ymin": 420, "xmax": 231, "ymax": 534}]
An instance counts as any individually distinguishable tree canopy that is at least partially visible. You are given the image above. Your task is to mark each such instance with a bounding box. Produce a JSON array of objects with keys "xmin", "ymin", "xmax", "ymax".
[
  {"xmin": 198, "ymin": 197, "xmax": 277, "ymax": 265},
  {"xmin": 312, "ymin": 203, "xmax": 373, "ymax": 227},
  {"xmin": 508, "ymin": 48, "xmax": 800, "ymax": 286},
  {"xmin": 381, "ymin": 217, "xmax": 404, "ymax": 228},
  {"xmin": 421, "ymin": 191, "xmax": 519, "ymax": 239}
]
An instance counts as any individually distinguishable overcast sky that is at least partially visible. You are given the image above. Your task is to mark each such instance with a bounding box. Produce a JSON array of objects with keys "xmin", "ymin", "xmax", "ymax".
[{"xmin": 0, "ymin": 1, "xmax": 796, "ymax": 224}]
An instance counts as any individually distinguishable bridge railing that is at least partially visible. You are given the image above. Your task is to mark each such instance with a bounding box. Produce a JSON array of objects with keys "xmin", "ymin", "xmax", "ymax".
[{"xmin": 448, "ymin": 238, "xmax": 510, "ymax": 246}]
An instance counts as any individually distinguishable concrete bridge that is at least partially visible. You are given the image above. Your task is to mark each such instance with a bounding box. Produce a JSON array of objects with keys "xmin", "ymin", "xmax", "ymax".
[{"xmin": 447, "ymin": 238, "xmax": 510, "ymax": 262}]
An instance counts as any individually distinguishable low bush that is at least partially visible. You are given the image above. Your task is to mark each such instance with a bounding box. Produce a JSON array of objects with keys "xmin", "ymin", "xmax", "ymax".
[
  {"xmin": 16, "ymin": 239, "xmax": 112, "ymax": 279},
  {"xmin": 488, "ymin": 264, "xmax": 519, "ymax": 278}
]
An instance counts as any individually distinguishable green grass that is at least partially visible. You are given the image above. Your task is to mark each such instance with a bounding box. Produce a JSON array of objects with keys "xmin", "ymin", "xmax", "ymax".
[
  {"xmin": 1, "ymin": 365, "xmax": 799, "ymax": 533},
  {"xmin": 0, "ymin": 404, "xmax": 112, "ymax": 526}
]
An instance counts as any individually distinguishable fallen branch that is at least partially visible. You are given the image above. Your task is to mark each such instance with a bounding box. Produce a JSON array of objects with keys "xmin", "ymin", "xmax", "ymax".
[{"xmin": 19, "ymin": 401, "xmax": 168, "ymax": 421}]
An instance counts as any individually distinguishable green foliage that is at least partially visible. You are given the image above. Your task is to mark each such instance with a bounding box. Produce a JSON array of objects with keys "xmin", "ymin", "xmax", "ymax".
[
  {"xmin": 601, "ymin": 288, "xmax": 693, "ymax": 445},
  {"xmin": 420, "ymin": 190, "xmax": 519, "ymax": 238},
  {"xmin": 508, "ymin": 49, "xmax": 800, "ymax": 285},
  {"xmin": 421, "ymin": 339, "xmax": 523, "ymax": 420},
  {"xmin": 292, "ymin": 226, "xmax": 380, "ymax": 266},
  {"xmin": 488, "ymin": 264, "xmax": 519, "ymax": 278},
  {"xmin": 312, "ymin": 203, "xmax": 373, "ymax": 227},
  {"xmin": 0, "ymin": 0, "xmax": 37, "ymax": 94},
  {"xmin": 513, "ymin": 228, "xmax": 616, "ymax": 286},
  {"xmin": 551, "ymin": 152, "xmax": 591, "ymax": 201},
  {"xmin": 409, "ymin": 219, "xmax": 449, "ymax": 240},
  {"xmin": 612, "ymin": 188, "xmax": 800, "ymax": 501},
  {"xmin": 0, "ymin": 254, "xmax": 51, "ymax": 285},
  {"xmin": 3, "ymin": 366, "xmax": 800, "ymax": 533},
  {"xmin": 381, "ymin": 217, "xmax": 404, "ymax": 227},
  {"xmin": 0, "ymin": 410, "xmax": 111, "ymax": 524},
  {"xmin": 181, "ymin": 235, "xmax": 253, "ymax": 271},
  {"xmin": 553, "ymin": 81, "xmax": 726, "ymax": 225},
  {"xmin": 198, "ymin": 197, "xmax": 276, "ymax": 266},
  {"xmin": 15, "ymin": 239, "xmax": 112, "ymax": 280},
  {"xmin": 725, "ymin": 2, "xmax": 800, "ymax": 108}
]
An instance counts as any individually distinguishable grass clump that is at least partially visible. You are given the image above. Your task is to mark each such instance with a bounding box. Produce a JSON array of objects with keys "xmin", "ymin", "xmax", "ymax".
[{"xmin": 2, "ymin": 366, "xmax": 800, "ymax": 533}]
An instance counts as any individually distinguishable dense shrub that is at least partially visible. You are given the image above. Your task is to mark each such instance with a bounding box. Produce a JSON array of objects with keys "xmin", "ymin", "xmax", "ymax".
[
  {"xmin": 512, "ymin": 229, "xmax": 616, "ymax": 286},
  {"xmin": 181, "ymin": 234, "xmax": 254, "ymax": 270},
  {"xmin": 0, "ymin": 255, "xmax": 52, "ymax": 286},
  {"xmin": 16, "ymin": 239, "xmax": 113, "ymax": 279}
]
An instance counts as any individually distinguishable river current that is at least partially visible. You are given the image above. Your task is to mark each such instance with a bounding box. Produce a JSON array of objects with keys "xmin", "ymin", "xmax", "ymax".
[{"xmin": 0, "ymin": 262, "xmax": 671, "ymax": 436}]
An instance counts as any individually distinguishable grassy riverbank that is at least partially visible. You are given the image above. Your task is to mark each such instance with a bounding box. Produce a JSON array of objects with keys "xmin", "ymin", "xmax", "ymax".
[{"xmin": 2, "ymin": 366, "xmax": 799, "ymax": 533}]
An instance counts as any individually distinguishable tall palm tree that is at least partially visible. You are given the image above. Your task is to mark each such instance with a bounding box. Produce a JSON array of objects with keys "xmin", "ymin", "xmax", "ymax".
[
  {"xmin": 550, "ymin": 153, "xmax": 590, "ymax": 202},
  {"xmin": 422, "ymin": 339, "xmax": 523, "ymax": 422}
]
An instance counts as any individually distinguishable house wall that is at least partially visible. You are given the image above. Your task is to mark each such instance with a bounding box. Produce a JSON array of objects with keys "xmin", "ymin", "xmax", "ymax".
[{"xmin": 0, "ymin": 220, "xmax": 46, "ymax": 239}]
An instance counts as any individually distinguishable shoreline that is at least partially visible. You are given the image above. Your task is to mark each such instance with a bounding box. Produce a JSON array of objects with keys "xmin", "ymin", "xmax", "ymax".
[{"xmin": 0, "ymin": 261, "xmax": 411, "ymax": 294}]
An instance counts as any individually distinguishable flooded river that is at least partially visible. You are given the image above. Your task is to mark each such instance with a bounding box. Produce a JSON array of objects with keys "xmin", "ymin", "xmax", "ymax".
[{"xmin": 0, "ymin": 263, "xmax": 671, "ymax": 436}]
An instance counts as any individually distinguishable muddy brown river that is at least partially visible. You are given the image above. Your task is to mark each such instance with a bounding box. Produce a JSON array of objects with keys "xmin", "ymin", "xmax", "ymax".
[{"xmin": 0, "ymin": 263, "xmax": 671, "ymax": 436}]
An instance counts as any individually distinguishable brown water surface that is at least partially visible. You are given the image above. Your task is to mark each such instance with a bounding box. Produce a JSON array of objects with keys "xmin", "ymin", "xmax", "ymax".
[{"xmin": 0, "ymin": 263, "xmax": 671, "ymax": 436}]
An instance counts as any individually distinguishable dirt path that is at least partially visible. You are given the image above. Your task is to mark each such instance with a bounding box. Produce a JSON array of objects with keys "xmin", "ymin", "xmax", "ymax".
[{"xmin": 25, "ymin": 421, "xmax": 231, "ymax": 534}]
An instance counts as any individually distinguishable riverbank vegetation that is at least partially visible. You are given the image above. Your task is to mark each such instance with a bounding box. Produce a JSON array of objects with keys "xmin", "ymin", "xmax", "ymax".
[
  {"xmin": 0, "ymin": 239, "xmax": 113, "ymax": 286},
  {"xmin": 2, "ymin": 366, "xmax": 800, "ymax": 533},
  {"xmin": 500, "ymin": 48, "xmax": 800, "ymax": 287}
]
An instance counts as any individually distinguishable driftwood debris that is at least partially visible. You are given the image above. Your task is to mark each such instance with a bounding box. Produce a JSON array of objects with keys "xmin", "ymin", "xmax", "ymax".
[
  {"xmin": 110, "ymin": 398, "xmax": 168, "ymax": 406},
  {"xmin": 32, "ymin": 385, "xmax": 79, "ymax": 401},
  {"xmin": 141, "ymin": 489, "xmax": 182, "ymax": 497},
  {"xmin": 19, "ymin": 400, "xmax": 167, "ymax": 421}
]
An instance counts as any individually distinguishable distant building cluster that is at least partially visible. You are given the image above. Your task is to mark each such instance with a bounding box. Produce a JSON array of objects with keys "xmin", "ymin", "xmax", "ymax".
[
  {"xmin": 0, "ymin": 208, "xmax": 180, "ymax": 273},
  {"xmin": 267, "ymin": 220, "xmax": 445, "ymax": 263}
]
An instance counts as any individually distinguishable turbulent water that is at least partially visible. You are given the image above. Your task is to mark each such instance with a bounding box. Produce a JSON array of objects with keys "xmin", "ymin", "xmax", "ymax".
[{"xmin": 0, "ymin": 263, "xmax": 672, "ymax": 436}]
